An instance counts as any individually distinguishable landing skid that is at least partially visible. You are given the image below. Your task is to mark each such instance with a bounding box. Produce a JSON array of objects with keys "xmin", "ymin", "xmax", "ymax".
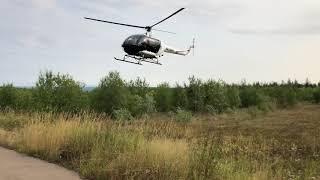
[{"xmin": 114, "ymin": 55, "xmax": 162, "ymax": 65}]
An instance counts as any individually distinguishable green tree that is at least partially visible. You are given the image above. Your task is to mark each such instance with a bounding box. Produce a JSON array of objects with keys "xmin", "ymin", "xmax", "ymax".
[
  {"xmin": 33, "ymin": 71, "xmax": 86, "ymax": 112},
  {"xmin": 15, "ymin": 88, "xmax": 34, "ymax": 111},
  {"xmin": 313, "ymin": 88, "xmax": 320, "ymax": 104},
  {"xmin": 203, "ymin": 80, "xmax": 229, "ymax": 113},
  {"xmin": 128, "ymin": 92, "xmax": 156, "ymax": 117},
  {"xmin": 0, "ymin": 84, "xmax": 17, "ymax": 110},
  {"xmin": 239, "ymin": 87, "xmax": 264, "ymax": 108},
  {"xmin": 91, "ymin": 71, "xmax": 130, "ymax": 114},
  {"xmin": 226, "ymin": 86, "xmax": 241, "ymax": 109},
  {"xmin": 272, "ymin": 87, "xmax": 297, "ymax": 107},
  {"xmin": 128, "ymin": 77, "xmax": 149, "ymax": 97},
  {"xmin": 186, "ymin": 76, "xmax": 205, "ymax": 112},
  {"xmin": 154, "ymin": 83, "xmax": 173, "ymax": 112},
  {"xmin": 173, "ymin": 84, "xmax": 189, "ymax": 110}
]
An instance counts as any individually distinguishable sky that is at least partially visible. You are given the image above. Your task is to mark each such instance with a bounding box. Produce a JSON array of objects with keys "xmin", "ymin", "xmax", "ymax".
[{"xmin": 1, "ymin": 0, "xmax": 320, "ymax": 86}]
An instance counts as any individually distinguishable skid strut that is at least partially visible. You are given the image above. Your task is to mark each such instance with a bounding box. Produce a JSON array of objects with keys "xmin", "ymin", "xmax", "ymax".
[{"xmin": 114, "ymin": 55, "xmax": 162, "ymax": 65}]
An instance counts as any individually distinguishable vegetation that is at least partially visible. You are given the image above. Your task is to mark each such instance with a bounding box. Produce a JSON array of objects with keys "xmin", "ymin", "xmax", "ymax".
[
  {"xmin": 33, "ymin": 71, "xmax": 88, "ymax": 113},
  {"xmin": 0, "ymin": 70, "xmax": 320, "ymax": 179},
  {"xmin": 0, "ymin": 105, "xmax": 319, "ymax": 179},
  {"xmin": 1, "ymin": 70, "xmax": 319, "ymax": 116}
]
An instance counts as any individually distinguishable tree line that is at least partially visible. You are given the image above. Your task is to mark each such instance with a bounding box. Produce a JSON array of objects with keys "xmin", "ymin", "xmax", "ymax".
[{"xmin": 1, "ymin": 71, "xmax": 320, "ymax": 119}]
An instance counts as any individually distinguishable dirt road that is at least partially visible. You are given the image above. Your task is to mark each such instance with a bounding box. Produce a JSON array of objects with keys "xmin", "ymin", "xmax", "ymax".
[{"xmin": 0, "ymin": 147, "xmax": 81, "ymax": 180}]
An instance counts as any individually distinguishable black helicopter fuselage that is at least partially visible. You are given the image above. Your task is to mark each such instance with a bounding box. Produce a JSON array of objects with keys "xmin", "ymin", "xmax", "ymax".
[{"xmin": 122, "ymin": 34, "xmax": 161, "ymax": 57}]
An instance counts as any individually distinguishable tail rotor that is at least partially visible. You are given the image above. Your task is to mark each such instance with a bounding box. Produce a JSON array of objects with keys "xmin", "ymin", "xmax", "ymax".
[{"xmin": 191, "ymin": 38, "xmax": 195, "ymax": 56}]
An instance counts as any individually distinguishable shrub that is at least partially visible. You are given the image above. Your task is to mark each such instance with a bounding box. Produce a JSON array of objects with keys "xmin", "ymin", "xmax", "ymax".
[
  {"xmin": 226, "ymin": 87, "xmax": 241, "ymax": 109},
  {"xmin": 313, "ymin": 88, "xmax": 320, "ymax": 103},
  {"xmin": 128, "ymin": 93, "xmax": 156, "ymax": 117},
  {"xmin": 0, "ymin": 84, "xmax": 17, "ymax": 110},
  {"xmin": 186, "ymin": 76, "xmax": 205, "ymax": 112},
  {"xmin": 296, "ymin": 88, "xmax": 314, "ymax": 102},
  {"xmin": 173, "ymin": 85, "xmax": 189, "ymax": 110},
  {"xmin": 91, "ymin": 71, "xmax": 130, "ymax": 114},
  {"xmin": 205, "ymin": 105, "xmax": 218, "ymax": 115},
  {"xmin": 33, "ymin": 71, "xmax": 86, "ymax": 113},
  {"xmin": 15, "ymin": 88, "xmax": 34, "ymax": 111},
  {"xmin": 174, "ymin": 108, "xmax": 192, "ymax": 123},
  {"xmin": 128, "ymin": 95, "xmax": 144, "ymax": 117},
  {"xmin": 154, "ymin": 83, "xmax": 173, "ymax": 112},
  {"xmin": 113, "ymin": 108, "xmax": 133, "ymax": 121},
  {"xmin": 128, "ymin": 77, "xmax": 149, "ymax": 97},
  {"xmin": 143, "ymin": 93, "xmax": 156, "ymax": 114},
  {"xmin": 239, "ymin": 88, "xmax": 265, "ymax": 108},
  {"xmin": 272, "ymin": 87, "xmax": 297, "ymax": 107},
  {"xmin": 203, "ymin": 80, "xmax": 229, "ymax": 113}
]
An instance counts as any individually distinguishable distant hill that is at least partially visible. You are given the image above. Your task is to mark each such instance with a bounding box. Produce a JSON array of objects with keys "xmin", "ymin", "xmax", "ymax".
[
  {"xmin": 83, "ymin": 86, "xmax": 96, "ymax": 92},
  {"xmin": 14, "ymin": 86, "xmax": 96, "ymax": 92}
]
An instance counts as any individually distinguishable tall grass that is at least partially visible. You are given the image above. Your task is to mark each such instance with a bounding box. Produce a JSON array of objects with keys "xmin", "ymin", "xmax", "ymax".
[
  {"xmin": 0, "ymin": 105, "xmax": 319, "ymax": 179},
  {"xmin": 1, "ymin": 112, "xmax": 192, "ymax": 179}
]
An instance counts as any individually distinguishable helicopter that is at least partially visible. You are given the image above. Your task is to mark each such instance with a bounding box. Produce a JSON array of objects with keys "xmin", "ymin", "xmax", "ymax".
[{"xmin": 84, "ymin": 8, "xmax": 194, "ymax": 65}]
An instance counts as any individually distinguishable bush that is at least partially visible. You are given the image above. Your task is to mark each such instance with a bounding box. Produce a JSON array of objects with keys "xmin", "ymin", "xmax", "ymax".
[
  {"xmin": 154, "ymin": 83, "xmax": 173, "ymax": 112},
  {"xmin": 0, "ymin": 84, "xmax": 17, "ymax": 110},
  {"xmin": 91, "ymin": 71, "xmax": 130, "ymax": 114},
  {"xmin": 174, "ymin": 108, "xmax": 192, "ymax": 123},
  {"xmin": 33, "ymin": 71, "xmax": 86, "ymax": 113},
  {"xmin": 15, "ymin": 88, "xmax": 34, "ymax": 111},
  {"xmin": 226, "ymin": 87, "xmax": 241, "ymax": 109},
  {"xmin": 313, "ymin": 88, "xmax": 320, "ymax": 103},
  {"xmin": 272, "ymin": 87, "xmax": 297, "ymax": 107},
  {"xmin": 128, "ymin": 95, "xmax": 144, "ymax": 117},
  {"xmin": 113, "ymin": 108, "xmax": 133, "ymax": 121},
  {"xmin": 239, "ymin": 88, "xmax": 265, "ymax": 108},
  {"xmin": 173, "ymin": 85, "xmax": 189, "ymax": 110},
  {"xmin": 203, "ymin": 80, "xmax": 229, "ymax": 113},
  {"xmin": 186, "ymin": 76, "xmax": 205, "ymax": 112},
  {"xmin": 128, "ymin": 77, "xmax": 149, "ymax": 97},
  {"xmin": 143, "ymin": 93, "xmax": 156, "ymax": 114},
  {"xmin": 127, "ymin": 92, "xmax": 156, "ymax": 117},
  {"xmin": 296, "ymin": 88, "xmax": 314, "ymax": 102}
]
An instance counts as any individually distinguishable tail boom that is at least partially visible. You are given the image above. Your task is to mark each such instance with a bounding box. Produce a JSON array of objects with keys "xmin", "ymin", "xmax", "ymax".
[{"xmin": 163, "ymin": 38, "xmax": 195, "ymax": 56}]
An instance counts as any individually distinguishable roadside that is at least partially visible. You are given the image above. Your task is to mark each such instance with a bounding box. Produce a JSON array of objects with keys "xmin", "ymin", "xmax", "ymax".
[{"xmin": 0, "ymin": 147, "xmax": 81, "ymax": 180}]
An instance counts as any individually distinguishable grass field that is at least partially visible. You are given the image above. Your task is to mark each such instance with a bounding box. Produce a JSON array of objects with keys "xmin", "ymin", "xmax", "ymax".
[{"xmin": 0, "ymin": 104, "xmax": 319, "ymax": 179}]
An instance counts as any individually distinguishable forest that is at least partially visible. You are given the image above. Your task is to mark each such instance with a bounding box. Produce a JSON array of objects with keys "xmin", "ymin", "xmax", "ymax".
[{"xmin": 1, "ymin": 71, "xmax": 320, "ymax": 118}]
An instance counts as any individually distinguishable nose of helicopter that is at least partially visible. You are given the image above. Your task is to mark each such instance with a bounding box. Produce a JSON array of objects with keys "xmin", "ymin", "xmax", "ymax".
[{"xmin": 122, "ymin": 40, "xmax": 140, "ymax": 55}]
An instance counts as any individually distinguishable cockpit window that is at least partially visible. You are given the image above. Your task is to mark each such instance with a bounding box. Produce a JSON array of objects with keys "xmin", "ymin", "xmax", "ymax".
[
  {"xmin": 122, "ymin": 35, "xmax": 161, "ymax": 53},
  {"xmin": 124, "ymin": 35, "xmax": 146, "ymax": 46}
]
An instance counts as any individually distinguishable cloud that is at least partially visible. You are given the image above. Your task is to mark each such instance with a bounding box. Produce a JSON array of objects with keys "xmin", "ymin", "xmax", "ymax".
[
  {"xmin": 229, "ymin": 0, "xmax": 320, "ymax": 35},
  {"xmin": 1, "ymin": 0, "xmax": 320, "ymax": 86},
  {"xmin": 230, "ymin": 26, "xmax": 320, "ymax": 35},
  {"xmin": 31, "ymin": 0, "xmax": 56, "ymax": 9}
]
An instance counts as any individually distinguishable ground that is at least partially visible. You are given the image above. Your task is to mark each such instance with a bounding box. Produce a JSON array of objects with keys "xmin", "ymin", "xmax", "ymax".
[{"xmin": 0, "ymin": 147, "xmax": 81, "ymax": 180}]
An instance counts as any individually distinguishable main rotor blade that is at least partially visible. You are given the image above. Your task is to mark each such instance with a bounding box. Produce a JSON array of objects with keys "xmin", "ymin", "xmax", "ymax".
[
  {"xmin": 150, "ymin": 8, "xmax": 185, "ymax": 28},
  {"xmin": 153, "ymin": 28, "xmax": 176, "ymax": 34},
  {"xmin": 84, "ymin": 17, "xmax": 146, "ymax": 29}
]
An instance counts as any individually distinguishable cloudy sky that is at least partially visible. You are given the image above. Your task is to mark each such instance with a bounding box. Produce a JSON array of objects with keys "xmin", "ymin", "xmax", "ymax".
[{"xmin": 1, "ymin": 0, "xmax": 320, "ymax": 86}]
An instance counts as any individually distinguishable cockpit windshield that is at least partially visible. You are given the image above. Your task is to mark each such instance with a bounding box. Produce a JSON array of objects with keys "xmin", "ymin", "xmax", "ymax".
[
  {"xmin": 122, "ymin": 34, "xmax": 161, "ymax": 54},
  {"xmin": 123, "ymin": 35, "xmax": 146, "ymax": 46}
]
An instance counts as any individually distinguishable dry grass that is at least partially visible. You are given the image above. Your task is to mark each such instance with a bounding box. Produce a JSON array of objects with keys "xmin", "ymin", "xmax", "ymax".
[{"xmin": 0, "ymin": 104, "xmax": 319, "ymax": 179}]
